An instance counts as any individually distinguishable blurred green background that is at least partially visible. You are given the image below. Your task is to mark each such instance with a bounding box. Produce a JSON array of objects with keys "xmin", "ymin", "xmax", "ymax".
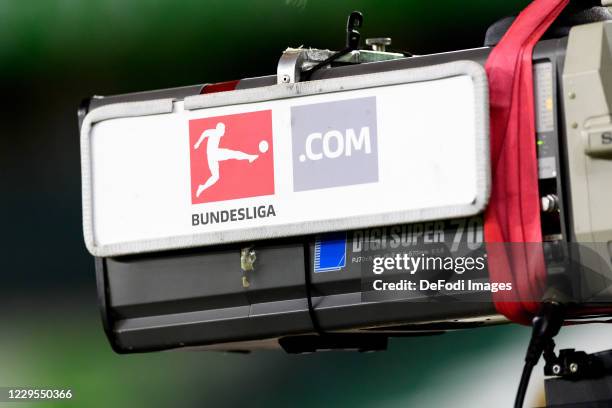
[{"xmin": 2, "ymin": 1, "xmax": 611, "ymax": 407}]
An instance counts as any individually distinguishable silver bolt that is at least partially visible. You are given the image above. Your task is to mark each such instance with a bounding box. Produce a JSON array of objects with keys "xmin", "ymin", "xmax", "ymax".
[
  {"xmin": 571, "ymin": 122, "xmax": 579, "ymax": 129},
  {"xmin": 541, "ymin": 194, "xmax": 559, "ymax": 213},
  {"xmin": 365, "ymin": 37, "xmax": 392, "ymax": 52},
  {"xmin": 568, "ymin": 91, "xmax": 576, "ymax": 100},
  {"xmin": 552, "ymin": 364, "xmax": 562, "ymax": 375},
  {"xmin": 240, "ymin": 247, "xmax": 257, "ymax": 272},
  {"xmin": 240, "ymin": 247, "xmax": 257, "ymax": 288},
  {"xmin": 281, "ymin": 74, "xmax": 291, "ymax": 83},
  {"xmin": 569, "ymin": 363, "xmax": 579, "ymax": 373}
]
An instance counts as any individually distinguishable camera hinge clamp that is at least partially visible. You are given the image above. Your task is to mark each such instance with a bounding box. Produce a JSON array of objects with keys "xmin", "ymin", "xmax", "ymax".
[{"xmin": 276, "ymin": 11, "xmax": 404, "ymax": 84}]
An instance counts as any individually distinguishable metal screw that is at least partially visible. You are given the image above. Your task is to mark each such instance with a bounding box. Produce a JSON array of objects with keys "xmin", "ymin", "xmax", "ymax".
[
  {"xmin": 240, "ymin": 247, "xmax": 257, "ymax": 288},
  {"xmin": 568, "ymin": 91, "xmax": 576, "ymax": 100},
  {"xmin": 569, "ymin": 363, "xmax": 579, "ymax": 373},
  {"xmin": 365, "ymin": 37, "xmax": 392, "ymax": 52},
  {"xmin": 241, "ymin": 247, "xmax": 257, "ymax": 271},
  {"xmin": 541, "ymin": 194, "xmax": 559, "ymax": 213},
  {"xmin": 552, "ymin": 364, "xmax": 562, "ymax": 375},
  {"xmin": 571, "ymin": 122, "xmax": 579, "ymax": 129},
  {"xmin": 281, "ymin": 74, "xmax": 291, "ymax": 83}
]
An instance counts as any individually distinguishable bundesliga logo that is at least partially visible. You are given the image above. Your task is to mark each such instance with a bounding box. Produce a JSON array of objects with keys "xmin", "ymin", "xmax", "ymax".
[{"xmin": 189, "ymin": 110, "xmax": 274, "ymax": 204}]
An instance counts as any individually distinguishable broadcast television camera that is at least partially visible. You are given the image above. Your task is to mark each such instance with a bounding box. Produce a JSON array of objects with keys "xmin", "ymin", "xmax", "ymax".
[{"xmin": 79, "ymin": 4, "xmax": 612, "ymax": 356}]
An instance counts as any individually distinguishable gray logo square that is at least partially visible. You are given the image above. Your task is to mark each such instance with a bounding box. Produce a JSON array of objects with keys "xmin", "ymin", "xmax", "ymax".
[{"xmin": 291, "ymin": 96, "xmax": 379, "ymax": 192}]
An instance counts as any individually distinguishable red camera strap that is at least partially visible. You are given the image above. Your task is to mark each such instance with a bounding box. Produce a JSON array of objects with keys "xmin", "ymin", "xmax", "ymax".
[{"xmin": 484, "ymin": 0, "xmax": 569, "ymax": 324}]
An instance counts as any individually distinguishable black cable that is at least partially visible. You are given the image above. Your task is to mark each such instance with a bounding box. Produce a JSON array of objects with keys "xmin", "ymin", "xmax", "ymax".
[
  {"xmin": 302, "ymin": 11, "xmax": 363, "ymax": 81},
  {"xmin": 301, "ymin": 48, "xmax": 353, "ymax": 81},
  {"xmin": 515, "ymin": 361, "xmax": 536, "ymax": 408},
  {"xmin": 303, "ymin": 239, "xmax": 324, "ymax": 335},
  {"xmin": 514, "ymin": 302, "xmax": 565, "ymax": 408}
]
